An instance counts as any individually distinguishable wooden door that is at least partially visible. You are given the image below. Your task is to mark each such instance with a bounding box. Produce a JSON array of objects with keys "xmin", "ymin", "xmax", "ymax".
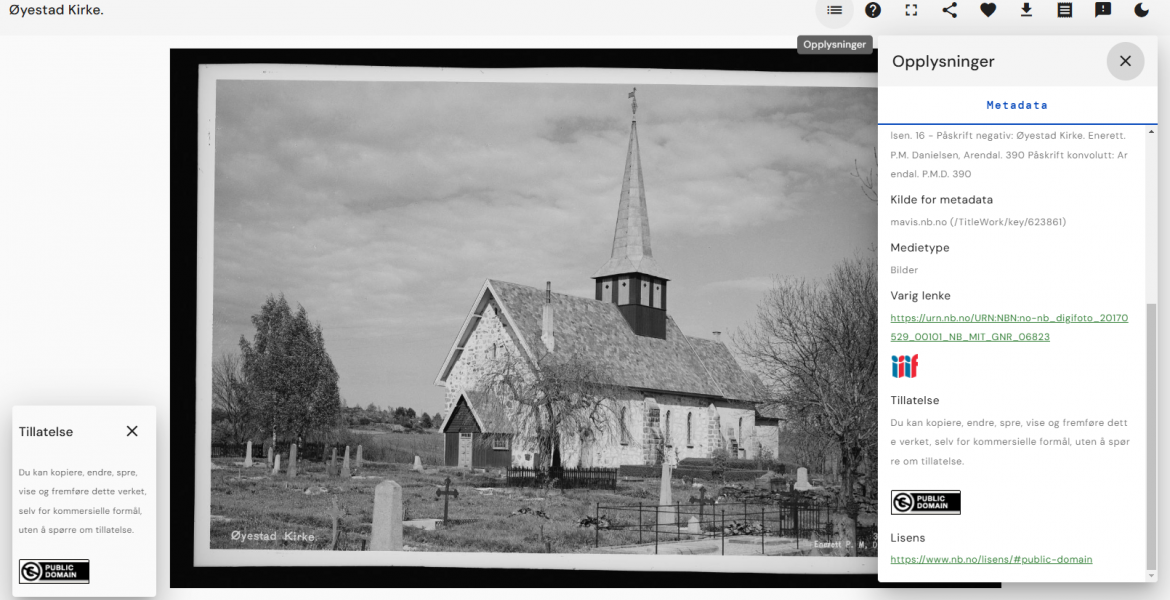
[{"xmin": 458, "ymin": 433, "xmax": 472, "ymax": 467}]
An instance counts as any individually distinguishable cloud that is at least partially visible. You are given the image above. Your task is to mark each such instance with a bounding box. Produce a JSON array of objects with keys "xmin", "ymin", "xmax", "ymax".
[{"xmin": 705, "ymin": 276, "xmax": 776, "ymax": 294}]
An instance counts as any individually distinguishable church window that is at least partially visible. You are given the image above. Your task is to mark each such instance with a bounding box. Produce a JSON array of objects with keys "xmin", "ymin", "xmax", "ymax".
[
  {"xmin": 686, "ymin": 413, "xmax": 693, "ymax": 446},
  {"xmin": 491, "ymin": 435, "xmax": 509, "ymax": 450},
  {"xmin": 664, "ymin": 411, "xmax": 671, "ymax": 446},
  {"xmin": 620, "ymin": 406, "xmax": 630, "ymax": 445},
  {"xmin": 490, "ymin": 343, "xmax": 497, "ymax": 360},
  {"xmin": 738, "ymin": 418, "xmax": 743, "ymax": 442}
]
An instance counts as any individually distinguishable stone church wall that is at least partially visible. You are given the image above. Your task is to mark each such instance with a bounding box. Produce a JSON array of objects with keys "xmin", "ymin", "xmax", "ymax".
[
  {"xmin": 441, "ymin": 297, "xmax": 773, "ymax": 468},
  {"xmin": 443, "ymin": 301, "xmax": 523, "ymax": 413},
  {"xmin": 755, "ymin": 422, "xmax": 781, "ymax": 461}
]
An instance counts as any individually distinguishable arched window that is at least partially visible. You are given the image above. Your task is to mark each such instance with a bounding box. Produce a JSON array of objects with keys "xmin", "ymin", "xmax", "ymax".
[
  {"xmin": 686, "ymin": 413, "xmax": 693, "ymax": 446},
  {"xmin": 620, "ymin": 406, "xmax": 630, "ymax": 445},
  {"xmin": 738, "ymin": 417, "xmax": 743, "ymax": 441},
  {"xmin": 490, "ymin": 343, "xmax": 498, "ymax": 360},
  {"xmin": 664, "ymin": 411, "xmax": 671, "ymax": 446}
]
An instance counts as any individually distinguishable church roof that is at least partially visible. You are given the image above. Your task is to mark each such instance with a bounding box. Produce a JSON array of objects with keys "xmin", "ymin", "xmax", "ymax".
[
  {"xmin": 434, "ymin": 279, "xmax": 762, "ymax": 403},
  {"xmin": 439, "ymin": 391, "xmax": 516, "ymax": 434},
  {"xmin": 592, "ymin": 118, "xmax": 667, "ymax": 279}
]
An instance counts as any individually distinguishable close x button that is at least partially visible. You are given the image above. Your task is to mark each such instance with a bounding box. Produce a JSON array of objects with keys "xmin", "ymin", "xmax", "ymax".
[{"xmin": 1108, "ymin": 41, "xmax": 1145, "ymax": 80}]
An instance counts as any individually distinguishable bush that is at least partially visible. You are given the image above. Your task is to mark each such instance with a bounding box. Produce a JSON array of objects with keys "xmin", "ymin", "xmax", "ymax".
[{"xmin": 679, "ymin": 457, "xmax": 786, "ymax": 473}]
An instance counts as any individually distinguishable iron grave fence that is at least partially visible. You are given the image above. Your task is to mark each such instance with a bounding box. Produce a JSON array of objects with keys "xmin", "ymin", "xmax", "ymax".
[
  {"xmin": 592, "ymin": 495, "xmax": 877, "ymax": 556},
  {"xmin": 506, "ymin": 466, "xmax": 619, "ymax": 490}
]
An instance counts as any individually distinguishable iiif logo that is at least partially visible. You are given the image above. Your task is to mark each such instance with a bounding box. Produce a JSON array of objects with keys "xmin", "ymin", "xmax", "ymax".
[{"xmin": 892, "ymin": 354, "xmax": 919, "ymax": 378}]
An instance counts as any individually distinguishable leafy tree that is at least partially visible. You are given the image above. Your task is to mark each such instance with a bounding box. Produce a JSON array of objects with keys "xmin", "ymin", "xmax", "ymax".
[
  {"xmin": 405, "ymin": 407, "xmax": 416, "ymax": 420},
  {"xmin": 420, "ymin": 412, "xmax": 433, "ymax": 429},
  {"xmin": 239, "ymin": 294, "xmax": 341, "ymax": 445},
  {"xmin": 366, "ymin": 403, "xmax": 378, "ymax": 412},
  {"xmin": 432, "ymin": 412, "xmax": 444, "ymax": 429},
  {"xmin": 212, "ymin": 352, "xmax": 257, "ymax": 444},
  {"xmin": 476, "ymin": 349, "xmax": 629, "ymax": 471},
  {"xmin": 734, "ymin": 253, "xmax": 877, "ymax": 557}
]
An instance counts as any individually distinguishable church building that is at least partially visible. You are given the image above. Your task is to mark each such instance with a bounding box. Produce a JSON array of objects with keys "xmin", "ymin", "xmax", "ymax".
[{"xmin": 434, "ymin": 93, "xmax": 781, "ymax": 469}]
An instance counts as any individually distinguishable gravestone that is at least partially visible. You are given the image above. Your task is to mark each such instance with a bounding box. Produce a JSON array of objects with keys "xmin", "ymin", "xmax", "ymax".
[
  {"xmin": 658, "ymin": 463, "xmax": 674, "ymax": 526},
  {"xmin": 412, "ymin": 455, "xmax": 423, "ymax": 472},
  {"xmin": 687, "ymin": 516, "xmax": 701, "ymax": 535},
  {"xmin": 689, "ymin": 485, "xmax": 715, "ymax": 521},
  {"xmin": 371, "ymin": 480, "xmax": 404, "ymax": 551},
  {"xmin": 341, "ymin": 446, "xmax": 351, "ymax": 479},
  {"xmin": 288, "ymin": 444, "xmax": 298, "ymax": 478},
  {"xmin": 266, "ymin": 444, "xmax": 273, "ymax": 467},
  {"xmin": 243, "ymin": 441, "xmax": 253, "ymax": 468},
  {"xmin": 436, "ymin": 477, "xmax": 460, "ymax": 524},
  {"xmin": 330, "ymin": 447, "xmax": 338, "ymax": 477},
  {"xmin": 271, "ymin": 454, "xmax": 281, "ymax": 476},
  {"xmin": 794, "ymin": 466, "xmax": 813, "ymax": 491},
  {"xmin": 356, "ymin": 445, "xmax": 363, "ymax": 469}
]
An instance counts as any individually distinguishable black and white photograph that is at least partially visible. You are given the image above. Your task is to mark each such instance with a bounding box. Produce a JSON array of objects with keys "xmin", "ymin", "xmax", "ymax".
[{"xmin": 201, "ymin": 69, "xmax": 878, "ymax": 564}]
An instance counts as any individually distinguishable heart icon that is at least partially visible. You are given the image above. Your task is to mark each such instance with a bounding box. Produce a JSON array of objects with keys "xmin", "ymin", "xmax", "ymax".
[{"xmin": 980, "ymin": 2, "xmax": 997, "ymax": 16}]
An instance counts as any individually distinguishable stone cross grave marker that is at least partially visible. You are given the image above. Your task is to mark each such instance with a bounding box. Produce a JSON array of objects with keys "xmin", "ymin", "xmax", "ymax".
[
  {"xmin": 658, "ymin": 462, "xmax": 674, "ymax": 526},
  {"xmin": 687, "ymin": 516, "xmax": 701, "ymax": 534},
  {"xmin": 371, "ymin": 480, "xmax": 403, "ymax": 551},
  {"xmin": 689, "ymin": 485, "xmax": 715, "ymax": 521},
  {"xmin": 271, "ymin": 453, "xmax": 281, "ymax": 476},
  {"xmin": 341, "ymin": 446, "xmax": 351, "ymax": 479},
  {"xmin": 412, "ymin": 455, "xmax": 423, "ymax": 472},
  {"xmin": 243, "ymin": 441, "xmax": 253, "ymax": 468},
  {"xmin": 288, "ymin": 443, "xmax": 298, "ymax": 478},
  {"xmin": 435, "ymin": 476, "xmax": 460, "ymax": 524},
  {"xmin": 325, "ymin": 495, "xmax": 346, "ymax": 550},
  {"xmin": 356, "ymin": 445, "xmax": 363, "ymax": 469},
  {"xmin": 794, "ymin": 466, "xmax": 812, "ymax": 491}
]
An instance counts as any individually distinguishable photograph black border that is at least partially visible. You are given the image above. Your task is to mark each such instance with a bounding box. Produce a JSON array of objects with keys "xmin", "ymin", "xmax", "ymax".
[{"xmin": 171, "ymin": 47, "xmax": 995, "ymax": 589}]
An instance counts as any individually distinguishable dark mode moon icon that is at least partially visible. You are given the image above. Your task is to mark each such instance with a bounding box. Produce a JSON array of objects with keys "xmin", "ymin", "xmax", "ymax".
[{"xmin": 1135, "ymin": 3, "xmax": 1148, "ymax": 17}]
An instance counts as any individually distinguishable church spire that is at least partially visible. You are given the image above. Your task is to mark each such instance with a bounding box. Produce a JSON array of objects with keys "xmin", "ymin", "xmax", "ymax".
[
  {"xmin": 592, "ymin": 89, "xmax": 666, "ymax": 280},
  {"xmin": 593, "ymin": 90, "xmax": 669, "ymax": 340}
]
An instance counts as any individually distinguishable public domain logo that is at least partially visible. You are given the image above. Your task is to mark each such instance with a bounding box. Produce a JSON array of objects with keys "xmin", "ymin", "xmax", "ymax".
[
  {"xmin": 18, "ymin": 559, "xmax": 89, "ymax": 584},
  {"xmin": 891, "ymin": 354, "xmax": 919, "ymax": 378},
  {"xmin": 890, "ymin": 491, "xmax": 962, "ymax": 515}
]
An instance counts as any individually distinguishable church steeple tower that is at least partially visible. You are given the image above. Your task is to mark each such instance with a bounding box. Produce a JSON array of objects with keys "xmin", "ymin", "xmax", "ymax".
[{"xmin": 593, "ymin": 89, "xmax": 669, "ymax": 340}]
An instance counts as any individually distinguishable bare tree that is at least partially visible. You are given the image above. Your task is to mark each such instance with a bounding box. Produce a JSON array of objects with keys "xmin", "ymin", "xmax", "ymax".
[
  {"xmin": 777, "ymin": 409, "xmax": 839, "ymax": 477},
  {"xmin": 474, "ymin": 348, "xmax": 630, "ymax": 471},
  {"xmin": 850, "ymin": 147, "xmax": 878, "ymax": 202},
  {"xmin": 212, "ymin": 352, "xmax": 258, "ymax": 445},
  {"xmin": 733, "ymin": 253, "xmax": 878, "ymax": 556}
]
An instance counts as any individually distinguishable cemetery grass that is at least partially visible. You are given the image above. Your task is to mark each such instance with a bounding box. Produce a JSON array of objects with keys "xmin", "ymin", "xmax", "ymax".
[
  {"xmin": 338, "ymin": 431, "xmax": 445, "ymax": 466},
  {"xmin": 210, "ymin": 458, "xmax": 688, "ymax": 553}
]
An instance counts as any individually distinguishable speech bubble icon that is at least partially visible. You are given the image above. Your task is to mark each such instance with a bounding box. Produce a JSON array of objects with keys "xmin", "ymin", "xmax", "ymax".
[{"xmin": 1096, "ymin": 2, "xmax": 1112, "ymax": 16}]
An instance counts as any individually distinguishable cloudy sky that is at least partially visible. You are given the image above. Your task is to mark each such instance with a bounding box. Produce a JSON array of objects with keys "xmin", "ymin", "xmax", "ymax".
[{"xmin": 212, "ymin": 79, "xmax": 877, "ymax": 417}]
